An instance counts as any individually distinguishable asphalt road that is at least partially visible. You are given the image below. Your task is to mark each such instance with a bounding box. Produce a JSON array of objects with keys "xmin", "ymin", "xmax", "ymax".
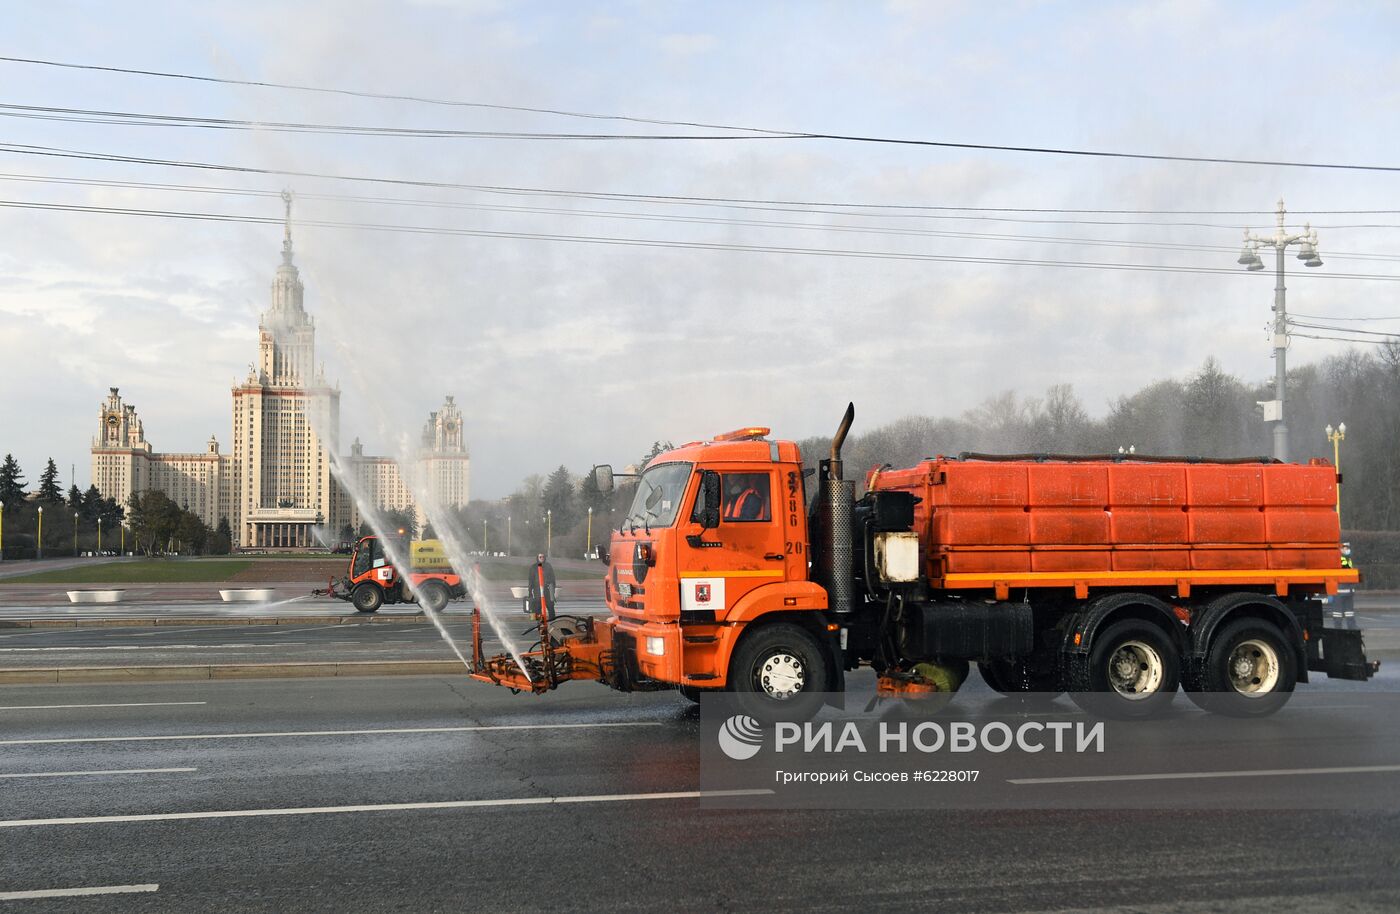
[
  {"xmin": 0, "ymin": 614, "xmax": 580, "ymax": 670},
  {"xmin": 3, "ymin": 672, "xmax": 1400, "ymax": 912},
  {"xmin": 2, "ymin": 606, "xmax": 1393, "ymax": 672}
]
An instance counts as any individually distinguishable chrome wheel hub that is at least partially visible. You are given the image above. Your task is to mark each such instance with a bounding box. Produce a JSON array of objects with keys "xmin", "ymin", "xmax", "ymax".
[
  {"xmin": 1228, "ymin": 639, "xmax": 1280, "ymax": 696},
  {"xmin": 759, "ymin": 652, "xmax": 805, "ymax": 699},
  {"xmin": 1106, "ymin": 640, "xmax": 1164, "ymax": 699}
]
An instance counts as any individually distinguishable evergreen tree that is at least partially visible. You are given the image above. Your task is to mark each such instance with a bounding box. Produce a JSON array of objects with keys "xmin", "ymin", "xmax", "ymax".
[
  {"xmin": 67, "ymin": 485, "xmax": 84, "ymax": 513},
  {"xmin": 82, "ymin": 484, "xmax": 103, "ymax": 520},
  {"xmin": 541, "ymin": 465, "xmax": 577, "ymax": 537},
  {"xmin": 0, "ymin": 454, "xmax": 26, "ymax": 507},
  {"xmin": 36, "ymin": 459, "xmax": 63, "ymax": 504},
  {"xmin": 99, "ymin": 496, "xmax": 124, "ymax": 528}
]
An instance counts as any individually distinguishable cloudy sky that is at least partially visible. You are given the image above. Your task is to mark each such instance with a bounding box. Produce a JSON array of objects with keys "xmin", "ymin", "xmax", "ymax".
[{"xmin": 1, "ymin": 0, "xmax": 1396, "ymax": 498}]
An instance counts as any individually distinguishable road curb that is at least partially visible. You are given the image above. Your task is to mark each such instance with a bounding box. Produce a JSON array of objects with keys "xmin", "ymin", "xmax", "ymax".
[
  {"xmin": 0, "ymin": 615, "xmax": 447, "ymax": 630},
  {"xmin": 0, "ymin": 660, "xmax": 470, "ymax": 684}
]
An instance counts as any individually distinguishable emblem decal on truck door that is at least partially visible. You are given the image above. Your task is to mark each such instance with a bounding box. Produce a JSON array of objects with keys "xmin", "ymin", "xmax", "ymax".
[{"xmin": 681, "ymin": 577, "xmax": 725, "ymax": 612}]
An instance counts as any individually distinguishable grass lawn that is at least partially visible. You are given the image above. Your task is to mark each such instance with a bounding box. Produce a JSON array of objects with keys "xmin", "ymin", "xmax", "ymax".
[{"xmin": 7, "ymin": 560, "xmax": 255, "ymax": 584}]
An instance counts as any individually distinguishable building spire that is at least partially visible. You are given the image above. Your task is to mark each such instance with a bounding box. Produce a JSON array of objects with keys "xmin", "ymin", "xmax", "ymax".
[{"xmin": 281, "ymin": 189, "xmax": 295, "ymax": 265}]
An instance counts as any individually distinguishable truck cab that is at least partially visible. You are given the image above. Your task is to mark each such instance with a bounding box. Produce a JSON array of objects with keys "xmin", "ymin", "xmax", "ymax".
[
  {"xmin": 598, "ymin": 428, "xmax": 836, "ymax": 708},
  {"xmin": 322, "ymin": 534, "xmax": 466, "ymax": 614}
]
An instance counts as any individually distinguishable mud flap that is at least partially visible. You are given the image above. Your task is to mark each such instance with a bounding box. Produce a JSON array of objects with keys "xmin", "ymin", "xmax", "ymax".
[{"xmin": 1310, "ymin": 627, "xmax": 1377, "ymax": 681}]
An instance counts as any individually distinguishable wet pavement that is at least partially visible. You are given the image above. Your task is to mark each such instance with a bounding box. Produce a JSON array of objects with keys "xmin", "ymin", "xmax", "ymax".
[{"xmin": 1, "ymin": 674, "xmax": 1399, "ymax": 911}]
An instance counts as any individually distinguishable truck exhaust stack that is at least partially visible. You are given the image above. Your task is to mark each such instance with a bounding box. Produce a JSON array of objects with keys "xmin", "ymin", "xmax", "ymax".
[{"xmin": 815, "ymin": 402, "xmax": 857, "ymax": 618}]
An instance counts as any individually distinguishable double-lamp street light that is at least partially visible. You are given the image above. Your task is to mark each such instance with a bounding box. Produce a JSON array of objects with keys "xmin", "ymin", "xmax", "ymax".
[{"xmin": 1237, "ymin": 198, "xmax": 1323, "ymax": 461}]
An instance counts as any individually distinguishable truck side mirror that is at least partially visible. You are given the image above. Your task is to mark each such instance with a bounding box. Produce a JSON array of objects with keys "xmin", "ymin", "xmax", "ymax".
[
  {"xmin": 591, "ymin": 464, "xmax": 614, "ymax": 495},
  {"xmin": 697, "ymin": 470, "xmax": 721, "ymax": 529}
]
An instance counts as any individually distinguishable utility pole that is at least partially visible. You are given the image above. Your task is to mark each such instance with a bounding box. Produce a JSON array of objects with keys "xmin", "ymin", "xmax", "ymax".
[{"xmin": 1237, "ymin": 199, "xmax": 1323, "ymax": 461}]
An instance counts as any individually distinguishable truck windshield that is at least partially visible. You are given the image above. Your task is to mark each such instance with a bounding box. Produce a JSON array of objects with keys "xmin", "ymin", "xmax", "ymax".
[{"xmin": 624, "ymin": 462, "xmax": 693, "ymax": 530}]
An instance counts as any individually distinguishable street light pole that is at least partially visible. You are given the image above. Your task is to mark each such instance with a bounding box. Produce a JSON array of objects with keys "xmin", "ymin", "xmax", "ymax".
[
  {"xmin": 1326, "ymin": 423, "xmax": 1347, "ymax": 522},
  {"xmin": 546, "ymin": 509, "xmax": 552, "ymax": 557},
  {"xmin": 507, "ymin": 516, "xmax": 512, "ymax": 556},
  {"xmin": 482, "ymin": 518, "xmax": 488, "ymax": 553},
  {"xmin": 36, "ymin": 506, "xmax": 43, "ymax": 560},
  {"xmin": 586, "ymin": 506, "xmax": 593, "ymax": 556},
  {"xmin": 97, "ymin": 517, "xmax": 102, "ymax": 555},
  {"xmin": 74, "ymin": 512, "xmax": 79, "ymax": 556},
  {"xmin": 1238, "ymin": 198, "xmax": 1323, "ymax": 462}
]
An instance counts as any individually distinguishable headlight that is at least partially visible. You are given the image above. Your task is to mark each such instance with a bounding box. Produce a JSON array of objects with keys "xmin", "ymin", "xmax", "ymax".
[{"xmin": 646, "ymin": 636, "xmax": 665, "ymax": 656}]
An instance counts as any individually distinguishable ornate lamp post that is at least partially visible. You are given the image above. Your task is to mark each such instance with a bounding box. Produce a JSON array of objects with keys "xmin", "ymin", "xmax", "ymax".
[{"xmin": 1326, "ymin": 423, "xmax": 1347, "ymax": 522}]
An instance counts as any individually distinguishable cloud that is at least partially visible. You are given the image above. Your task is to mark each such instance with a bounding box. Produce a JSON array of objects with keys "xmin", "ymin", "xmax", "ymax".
[
  {"xmin": 0, "ymin": 0, "xmax": 1391, "ymax": 499},
  {"xmin": 657, "ymin": 33, "xmax": 716, "ymax": 57}
]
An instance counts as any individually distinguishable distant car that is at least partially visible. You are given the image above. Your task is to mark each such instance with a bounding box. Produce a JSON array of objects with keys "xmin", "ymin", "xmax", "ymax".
[{"xmin": 332, "ymin": 541, "xmax": 354, "ymax": 554}]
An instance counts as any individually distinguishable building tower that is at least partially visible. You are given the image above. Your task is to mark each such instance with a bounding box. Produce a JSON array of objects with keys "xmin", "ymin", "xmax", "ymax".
[{"xmin": 229, "ymin": 191, "xmax": 343, "ymax": 548}]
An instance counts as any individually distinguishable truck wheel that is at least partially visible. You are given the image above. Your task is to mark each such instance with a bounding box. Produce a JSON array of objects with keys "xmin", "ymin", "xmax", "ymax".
[
  {"xmin": 1070, "ymin": 619, "xmax": 1178, "ymax": 719},
  {"xmin": 420, "ymin": 582, "xmax": 450, "ymax": 614},
  {"xmin": 351, "ymin": 583, "xmax": 382, "ymax": 614},
  {"xmin": 678, "ymin": 685, "xmax": 702, "ymax": 704},
  {"xmin": 1187, "ymin": 618, "xmax": 1296, "ymax": 717},
  {"xmin": 727, "ymin": 623, "xmax": 828, "ymax": 722}
]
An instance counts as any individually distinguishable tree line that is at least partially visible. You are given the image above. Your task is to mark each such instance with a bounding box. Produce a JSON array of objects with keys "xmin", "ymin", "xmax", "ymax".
[
  {"xmin": 0, "ymin": 454, "xmax": 232, "ymax": 558},
  {"xmin": 459, "ymin": 349, "xmax": 1399, "ymax": 561},
  {"xmin": 796, "ymin": 350, "xmax": 1400, "ymax": 532}
]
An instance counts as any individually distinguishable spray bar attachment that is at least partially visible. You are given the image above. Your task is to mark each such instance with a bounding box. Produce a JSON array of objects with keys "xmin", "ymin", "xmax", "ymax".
[{"xmin": 467, "ymin": 575, "xmax": 623, "ymax": 694}]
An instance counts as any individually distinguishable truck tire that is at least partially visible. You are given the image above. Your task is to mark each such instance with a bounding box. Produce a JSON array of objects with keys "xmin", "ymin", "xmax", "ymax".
[
  {"xmin": 678, "ymin": 685, "xmax": 703, "ymax": 704},
  {"xmin": 727, "ymin": 622, "xmax": 828, "ymax": 722},
  {"xmin": 351, "ymin": 583, "xmax": 383, "ymax": 614},
  {"xmin": 1069, "ymin": 618, "xmax": 1179, "ymax": 719},
  {"xmin": 1186, "ymin": 618, "xmax": 1296, "ymax": 717},
  {"xmin": 419, "ymin": 581, "xmax": 450, "ymax": 614}
]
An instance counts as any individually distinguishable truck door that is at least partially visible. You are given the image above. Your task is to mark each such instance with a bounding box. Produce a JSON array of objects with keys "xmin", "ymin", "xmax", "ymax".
[{"xmin": 677, "ymin": 467, "xmax": 787, "ymax": 619}]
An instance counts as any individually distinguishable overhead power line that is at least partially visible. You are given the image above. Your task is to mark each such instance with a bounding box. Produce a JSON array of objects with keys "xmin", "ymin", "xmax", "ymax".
[
  {"xmin": 0, "ymin": 101, "xmax": 790, "ymax": 140},
  {"xmin": 1290, "ymin": 311, "xmax": 1400, "ymax": 322},
  {"xmin": 6, "ymin": 142, "xmax": 1400, "ymax": 232},
  {"xmin": 5, "ymin": 196, "xmax": 1400, "ymax": 281},
  {"xmin": 1288, "ymin": 331, "xmax": 1400, "ymax": 345},
  {"xmin": 1288, "ymin": 319, "xmax": 1400, "ymax": 338},
  {"xmin": 3, "ymin": 55, "xmax": 1400, "ymax": 173},
  {"xmin": 7, "ymin": 170, "xmax": 1400, "ymax": 264}
]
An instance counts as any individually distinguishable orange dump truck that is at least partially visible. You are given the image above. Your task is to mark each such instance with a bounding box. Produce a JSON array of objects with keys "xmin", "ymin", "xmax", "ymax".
[{"xmin": 469, "ymin": 404, "xmax": 1372, "ymax": 718}]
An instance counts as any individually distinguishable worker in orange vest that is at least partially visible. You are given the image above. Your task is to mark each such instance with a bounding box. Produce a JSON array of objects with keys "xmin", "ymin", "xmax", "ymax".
[{"xmin": 723, "ymin": 480, "xmax": 767, "ymax": 522}]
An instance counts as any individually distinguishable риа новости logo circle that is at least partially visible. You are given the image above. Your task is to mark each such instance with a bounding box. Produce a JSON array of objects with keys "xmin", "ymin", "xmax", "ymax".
[{"xmin": 718, "ymin": 714, "xmax": 764, "ymax": 760}]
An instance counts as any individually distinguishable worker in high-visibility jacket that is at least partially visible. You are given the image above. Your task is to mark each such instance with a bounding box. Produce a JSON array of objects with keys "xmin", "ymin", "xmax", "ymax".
[
  {"xmin": 527, "ymin": 553, "xmax": 557, "ymax": 620},
  {"xmin": 723, "ymin": 479, "xmax": 767, "ymax": 522}
]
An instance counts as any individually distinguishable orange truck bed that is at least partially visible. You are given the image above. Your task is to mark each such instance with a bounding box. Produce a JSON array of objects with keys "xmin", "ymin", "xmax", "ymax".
[{"xmin": 869, "ymin": 456, "xmax": 1357, "ymax": 599}]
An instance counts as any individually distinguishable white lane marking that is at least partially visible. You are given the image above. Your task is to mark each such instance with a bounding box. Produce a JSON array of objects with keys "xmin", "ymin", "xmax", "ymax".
[
  {"xmin": 1009, "ymin": 764, "xmax": 1400, "ymax": 785},
  {"xmin": 249, "ymin": 624, "xmax": 347, "ymax": 635},
  {"xmin": 0, "ymin": 884, "xmax": 158, "ymax": 900},
  {"xmin": 0, "ymin": 768, "xmax": 196, "ymax": 779},
  {"xmin": 0, "ymin": 701, "xmax": 207, "ymax": 711},
  {"xmin": 0, "ymin": 721, "xmax": 661, "ymax": 746},
  {"xmin": 0, "ymin": 627, "xmax": 108, "ymax": 640},
  {"xmin": 117, "ymin": 626, "xmax": 216, "ymax": 638},
  {"xmin": 0, "ymin": 643, "xmax": 307, "ymax": 653},
  {"xmin": 0, "ymin": 790, "xmax": 772, "ymax": 829}
]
